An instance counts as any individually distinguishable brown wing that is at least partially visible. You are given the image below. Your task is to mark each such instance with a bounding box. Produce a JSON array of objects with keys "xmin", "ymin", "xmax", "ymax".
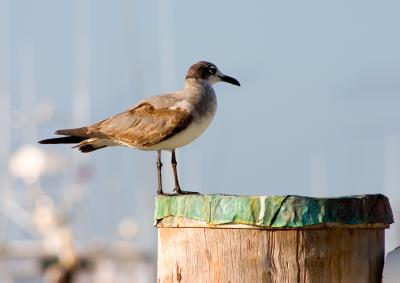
[{"xmin": 86, "ymin": 103, "xmax": 193, "ymax": 148}]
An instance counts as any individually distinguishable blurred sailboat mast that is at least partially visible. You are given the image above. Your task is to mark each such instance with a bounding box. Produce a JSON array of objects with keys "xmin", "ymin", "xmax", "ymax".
[
  {"xmin": 66, "ymin": 0, "xmax": 92, "ymax": 245},
  {"xmin": 0, "ymin": 0, "xmax": 11, "ymax": 242},
  {"xmin": 157, "ymin": 0, "xmax": 176, "ymax": 190},
  {"xmin": 19, "ymin": 42, "xmax": 37, "ymax": 142},
  {"xmin": 72, "ymin": 0, "xmax": 91, "ymax": 135}
]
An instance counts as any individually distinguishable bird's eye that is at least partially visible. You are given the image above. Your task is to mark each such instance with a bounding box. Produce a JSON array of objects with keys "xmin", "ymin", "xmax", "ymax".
[{"xmin": 209, "ymin": 66, "xmax": 217, "ymax": 74}]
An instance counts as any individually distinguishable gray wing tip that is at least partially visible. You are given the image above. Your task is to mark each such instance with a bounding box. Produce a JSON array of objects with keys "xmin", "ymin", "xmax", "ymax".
[
  {"xmin": 55, "ymin": 129, "xmax": 66, "ymax": 135},
  {"xmin": 55, "ymin": 127, "xmax": 88, "ymax": 136}
]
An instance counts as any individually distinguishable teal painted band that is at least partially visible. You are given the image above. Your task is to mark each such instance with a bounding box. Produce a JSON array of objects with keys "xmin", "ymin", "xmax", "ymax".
[{"xmin": 154, "ymin": 194, "xmax": 393, "ymax": 228}]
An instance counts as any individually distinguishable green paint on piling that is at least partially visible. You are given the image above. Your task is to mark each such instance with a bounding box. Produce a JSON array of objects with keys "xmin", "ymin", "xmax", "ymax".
[{"xmin": 155, "ymin": 194, "xmax": 393, "ymax": 228}]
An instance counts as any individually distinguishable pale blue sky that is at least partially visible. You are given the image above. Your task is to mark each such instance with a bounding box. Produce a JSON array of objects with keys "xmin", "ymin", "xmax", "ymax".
[{"xmin": 1, "ymin": 0, "xmax": 400, "ymax": 252}]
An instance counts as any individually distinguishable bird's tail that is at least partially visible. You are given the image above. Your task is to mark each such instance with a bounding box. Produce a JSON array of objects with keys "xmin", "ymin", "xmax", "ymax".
[
  {"xmin": 38, "ymin": 136, "xmax": 86, "ymax": 144},
  {"xmin": 55, "ymin": 127, "xmax": 89, "ymax": 136},
  {"xmin": 39, "ymin": 127, "xmax": 88, "ymax": 144},
  {"xmin": 39, "ymin": 127, "xmax": 109, "ymax": 153}
]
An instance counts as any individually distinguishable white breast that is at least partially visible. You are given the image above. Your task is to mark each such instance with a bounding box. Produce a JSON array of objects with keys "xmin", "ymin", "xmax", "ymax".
[{"xmin": 151, "ymin": 113, "xmax": 215, "ymax": 150}]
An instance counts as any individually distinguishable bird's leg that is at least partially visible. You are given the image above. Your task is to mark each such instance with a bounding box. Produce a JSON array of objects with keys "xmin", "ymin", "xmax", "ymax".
[
  {"xmin": 156, "ymin": 150, "xmax": 163, "ymax": 195},
  {"xmin": 171, "ymin": 149, "xmax": 199, "ymax": 195},
  {"xmin": 171, "ymin": 149, "xmax": 181, "ymax": 193}
]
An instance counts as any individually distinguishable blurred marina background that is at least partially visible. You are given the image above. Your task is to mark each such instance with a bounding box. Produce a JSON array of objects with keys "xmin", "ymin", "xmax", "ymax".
[{"xmin": 0, "ymin": 0, "xmax": 399, "ymax": 282}]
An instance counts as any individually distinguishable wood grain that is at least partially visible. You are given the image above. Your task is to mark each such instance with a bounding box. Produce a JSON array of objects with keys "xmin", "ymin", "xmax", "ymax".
[{"xmin": 157, "ymin": 228, "xmax": 384, "ymax": 283}]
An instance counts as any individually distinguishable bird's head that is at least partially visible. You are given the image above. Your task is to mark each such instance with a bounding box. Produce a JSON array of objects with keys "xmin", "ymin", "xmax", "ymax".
[{"xmin": 185, "ymin": 61, "xmax": 240, "ymax": 86}]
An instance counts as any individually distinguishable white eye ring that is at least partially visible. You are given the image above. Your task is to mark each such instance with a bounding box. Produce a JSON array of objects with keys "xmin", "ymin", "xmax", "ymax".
[{"xmin": 209, "ymin": 66, "xmax": 216, "ymax": 74}]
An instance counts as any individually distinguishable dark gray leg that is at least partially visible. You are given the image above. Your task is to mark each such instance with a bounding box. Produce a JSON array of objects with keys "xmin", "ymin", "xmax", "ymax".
[
  {"xmin": 171, "ymin": 149, "xmax": 181, "ymax": 193},
  {"xmin": 171, "ymin": 149, "xmax": 199, "ymax": 195},
  {"xmin": 157, "ymin": 150, "xmax": 163, "ymax": 195}
]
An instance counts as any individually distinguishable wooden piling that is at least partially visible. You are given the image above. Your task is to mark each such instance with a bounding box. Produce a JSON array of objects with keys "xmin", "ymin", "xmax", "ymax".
[{"xmin": 155, "ymin": 194, "xmax": 393, "ymax": 283}]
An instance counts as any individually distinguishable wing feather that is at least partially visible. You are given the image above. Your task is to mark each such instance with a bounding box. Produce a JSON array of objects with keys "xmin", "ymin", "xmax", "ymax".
[{"xmin": 86, "ymin": 103, "xmax": 192, "ymax": 148}]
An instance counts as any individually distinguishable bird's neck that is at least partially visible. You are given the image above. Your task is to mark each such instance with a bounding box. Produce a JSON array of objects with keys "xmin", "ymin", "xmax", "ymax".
[
  {"xmin": 184, "ymin": 78, "xmax": 213, "ymax": 92},
  {"xmin": 182, "ymin": 78, "xmax": 217, "ymax": 117},
  {"xmin": 182, "ymin": 77, "xmax": 216, "ymax": 103}
]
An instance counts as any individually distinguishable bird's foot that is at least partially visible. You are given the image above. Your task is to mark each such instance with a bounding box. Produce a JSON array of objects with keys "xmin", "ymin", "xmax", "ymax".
[
  {"xmin": 157, "ymin": 188, "xmax": 200, "ymax": 196},
  {"xmin": 173, "ymin": 187, "xmax": 200, "ymax": 195},
  {"xmin": 157, "ymin": 191, "xmax": 180, "ymax": 196}
]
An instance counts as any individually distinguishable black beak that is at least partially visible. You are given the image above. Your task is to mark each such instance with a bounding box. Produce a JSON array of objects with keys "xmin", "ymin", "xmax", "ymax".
[{"xmin": 219, "ymin": 75, "xmax": 240, "ymax": 86}]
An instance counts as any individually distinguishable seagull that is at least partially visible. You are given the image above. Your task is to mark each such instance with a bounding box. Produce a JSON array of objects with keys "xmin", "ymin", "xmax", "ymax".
[{"xmin": 39, "ymin": 61, "xmax": 240, "ymax": 195}]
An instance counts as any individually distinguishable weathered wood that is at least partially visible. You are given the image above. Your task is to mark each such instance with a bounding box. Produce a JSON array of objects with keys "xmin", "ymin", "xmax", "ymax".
[
  {"xmin": 156, "ymin": 216, "xmax": 390, "ymax": 229},
  {"xmin": 158, "ymin": 228, "xmax": 384, "ymax": 283},
  {"xmin": 156, "ymin": 194, "xmax": 392, "ymax": 283}
]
